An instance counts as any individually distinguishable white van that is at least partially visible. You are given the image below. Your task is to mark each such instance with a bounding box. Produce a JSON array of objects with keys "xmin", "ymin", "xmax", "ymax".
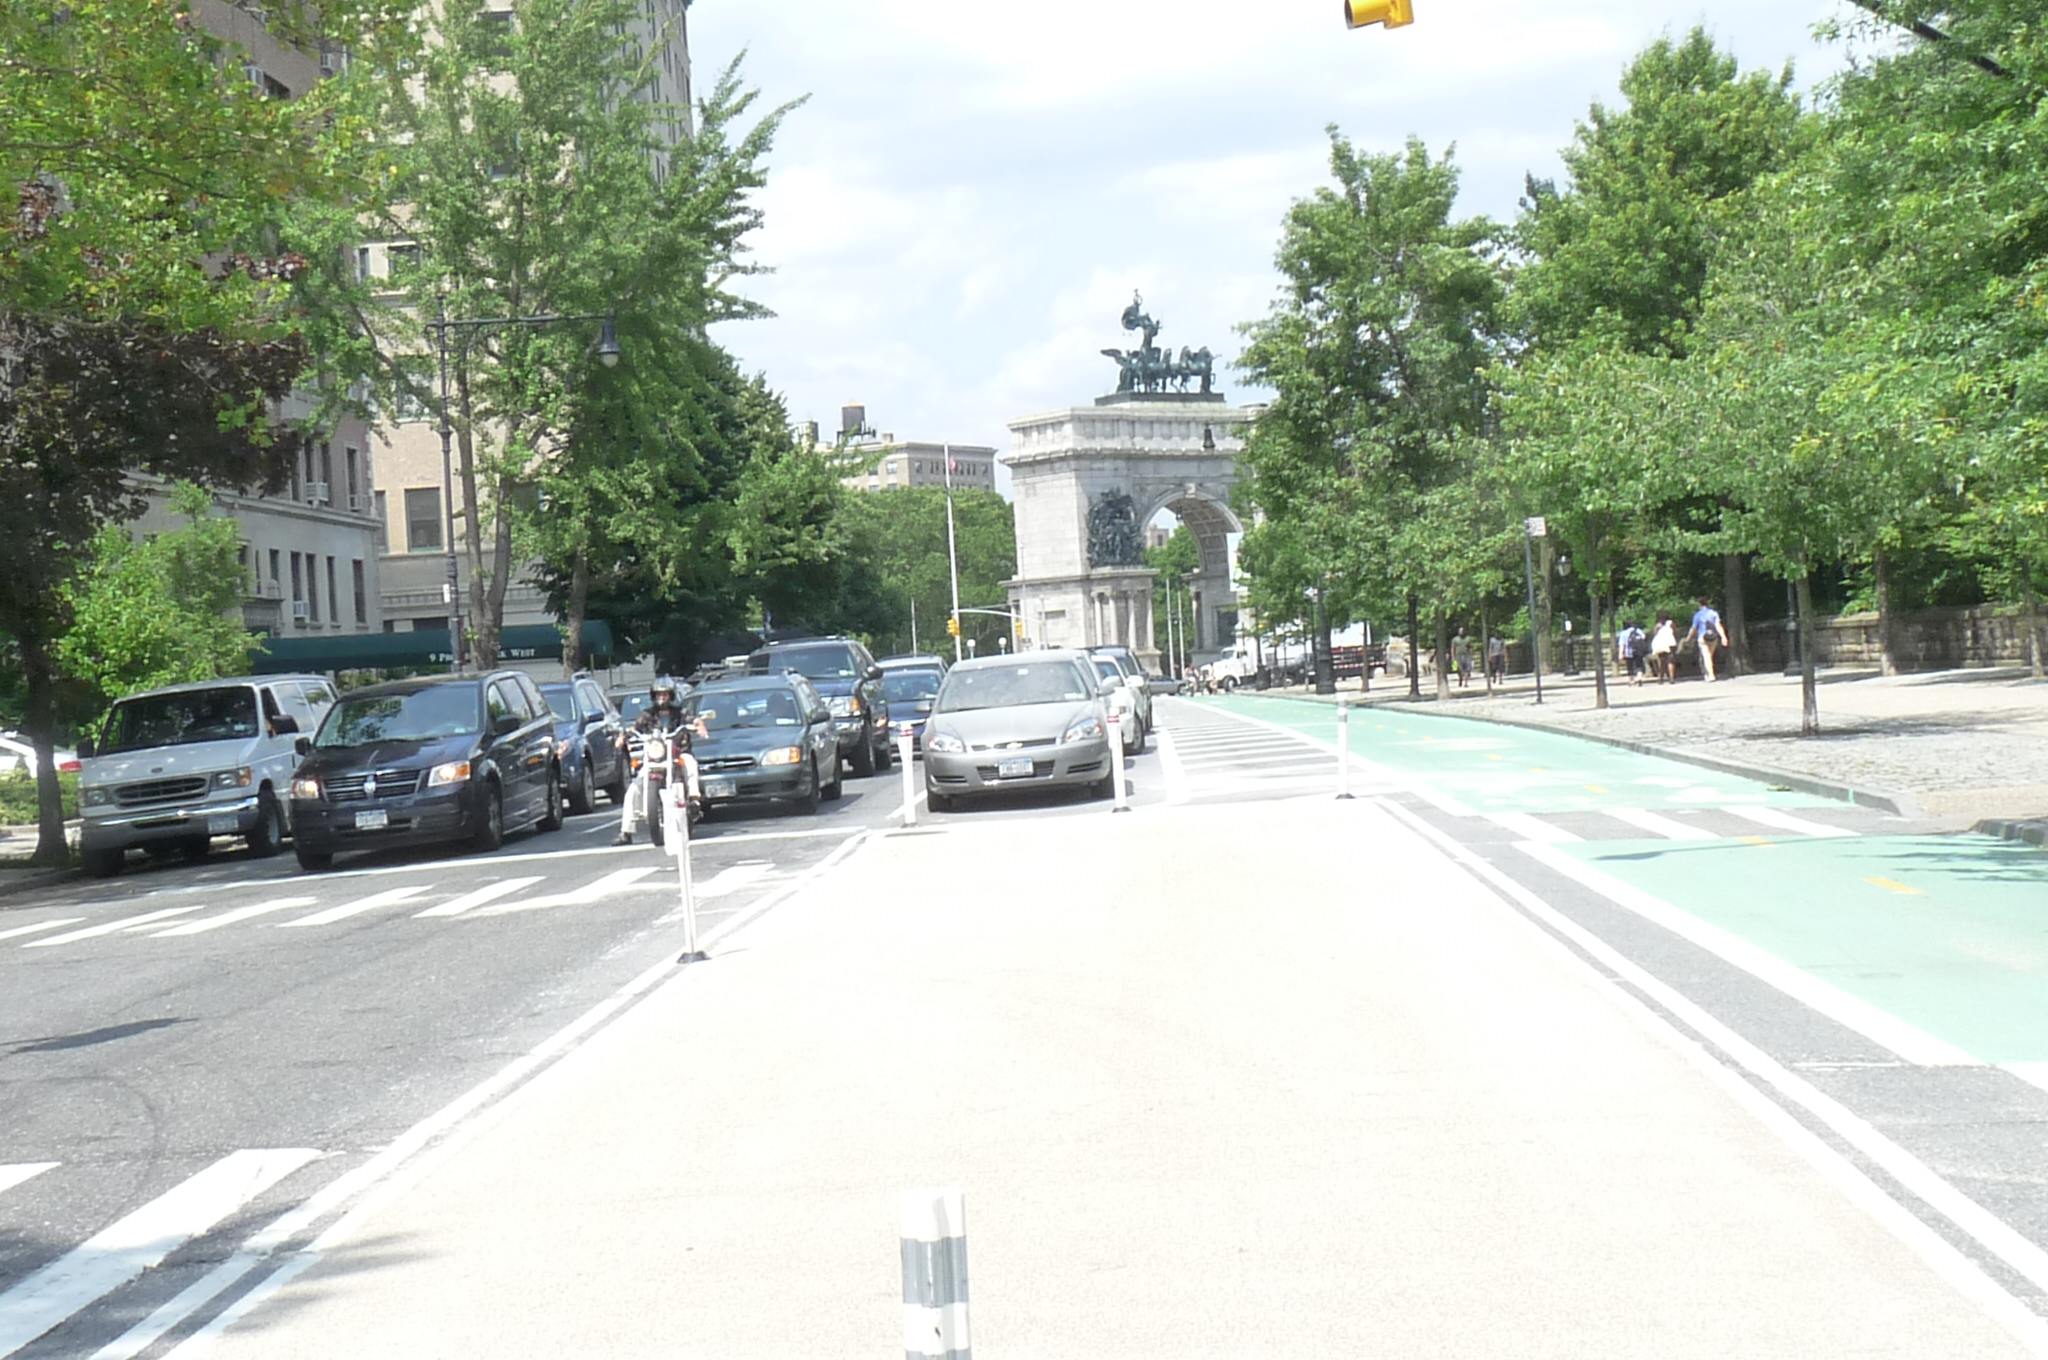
[{"xmin": 76, "ymin": 674, "xmax": 338, "ymax": 877}]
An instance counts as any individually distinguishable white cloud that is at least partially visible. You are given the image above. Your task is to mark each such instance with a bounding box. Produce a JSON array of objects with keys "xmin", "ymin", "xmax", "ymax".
[{"xmin": 695, "ymin": 2, "xmax": 1857, "ymax": 482}]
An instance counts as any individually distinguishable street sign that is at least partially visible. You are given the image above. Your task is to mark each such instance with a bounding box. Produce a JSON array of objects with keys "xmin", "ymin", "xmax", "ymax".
[{"xmin": 1525, "ymin": 516, "xmax": 1548, "ymax": 538}]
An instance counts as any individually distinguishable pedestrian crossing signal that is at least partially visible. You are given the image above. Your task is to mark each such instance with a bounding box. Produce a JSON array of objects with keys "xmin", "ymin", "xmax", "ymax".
[{"xmin": 1344, "ymin": 0, "xmax": 1413, "ymax": 28}]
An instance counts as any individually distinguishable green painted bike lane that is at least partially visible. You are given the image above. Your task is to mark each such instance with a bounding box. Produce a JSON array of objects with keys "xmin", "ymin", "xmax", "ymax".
[
  {"xmin": 1203, "ymin": 693, "xmax": 1822, "ymax": 814},
  {"xmin": 1201, "ymin": 694, "xmax": 2048, "ymax": 1066}
]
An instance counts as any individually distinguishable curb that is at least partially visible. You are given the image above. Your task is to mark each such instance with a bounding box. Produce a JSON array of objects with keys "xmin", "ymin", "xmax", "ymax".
[
  {"xmin": 1975, "ymin": 818, "xmax": 2048, "ymax": 850},
  {"xmin": 1216, "ymin": 688, "xmax": 1925, "ymax": 819}
]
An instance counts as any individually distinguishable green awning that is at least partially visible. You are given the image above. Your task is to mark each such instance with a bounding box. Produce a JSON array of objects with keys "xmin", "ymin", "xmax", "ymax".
[{"xmin": 250, "ymin": 620, "xmax": 615, "ymax": 674}]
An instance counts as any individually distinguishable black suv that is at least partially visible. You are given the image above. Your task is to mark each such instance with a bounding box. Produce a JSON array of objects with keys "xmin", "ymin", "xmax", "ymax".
[
  {"xmin": 744, "ymin": 637, "xmax": 893, "ymax": 776},
  {"xmin": 288, "ymin": 670, "xmax": 562, "ymax": 870}
]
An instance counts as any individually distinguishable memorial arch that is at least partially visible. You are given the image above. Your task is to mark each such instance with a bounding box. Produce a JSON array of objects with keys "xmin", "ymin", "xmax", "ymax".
[{"xmin": 1003, "ymin": 296, "xmax": 1253, "ymax": 670}]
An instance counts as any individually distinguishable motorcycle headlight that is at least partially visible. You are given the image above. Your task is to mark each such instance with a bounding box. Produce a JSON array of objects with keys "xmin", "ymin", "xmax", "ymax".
[
  {"xmin": 426, "ymin": 760, "xmax": 471, "ymax": 788},
  {"xmin": 82, "ymin": 785, "xmax": 111, "ymax": 807},
  {"xmin": 290, "ymin": 776, "xmax": 321, "ymax": 800},
  {"xmin": 1062, "ymin": 716, "xmax": 1105, "ymax": 744},
  {"xmin": 213, "ymin": 766, "xmax": 253, "ymax": 790},
  {"xmin": 760, "ymin": 746, "xmax": 803, "ymax": 767},
  {"xmin": 925, "ymin": 731, "xmax": 965, "ymax": 755}
]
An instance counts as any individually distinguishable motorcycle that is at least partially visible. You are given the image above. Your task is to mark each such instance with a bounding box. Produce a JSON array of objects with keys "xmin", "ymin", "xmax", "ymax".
[{"xmin": 626, "ymin": 727, "xmax": 702, "ymax": 846}]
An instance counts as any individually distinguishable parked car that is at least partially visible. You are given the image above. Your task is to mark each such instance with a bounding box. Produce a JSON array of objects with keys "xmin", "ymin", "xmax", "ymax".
[
  {"xmin": 921, "ymin": 650, "xmax": 1116, "ymax": 811},
  {"xmin": 538, "ymin": 675, "xmax": 628, "ymax": 814},
  {"xmin": 1088, "ymin": 653, "xmax": 1146, "ymax": 754},
  {"xmin": 684, "ymin": 674, "xmax": 842, "ymax": 815},
  {"xmin": 1087, "ymin": 645, "xmax": 1154, "ymax": 731},
  {"xmin": 745, "ymin": 637, "xmax": 893, "ymax": 776},
  {"xmin": 0, "ymin": 732, "xmax": 81, "ymax": 779},
  {"xmin": 876, "ymin": 656, "xmax": 947, "ymax": 754},
  {"xmin": 287, "ymin": 670, "xmax": 561, "ymax": 871},
  {"xmin": 75, "ymin": 674, "xmax": 338, "ymax": 877}
]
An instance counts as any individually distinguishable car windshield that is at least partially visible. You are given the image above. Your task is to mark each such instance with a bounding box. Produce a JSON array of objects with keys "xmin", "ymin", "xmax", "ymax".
[
  {"xmin": 538, "ymin": 686, "xmax": 578, "ymax": 722},
  {"xmin": 98, "ymin": 687, "xmax": 259, "ymax": 754},
  {"xmin": 1093, "ymin": 659, "xmax": 1121, "ymax": 681},
  {"xmin": 760, "ymin": 644, "xmax": 859, "ymax": 681},
  {"xmin": 881, "ymin": 671, "xmax": 940, "ymax": 703},
  {"xmin": 936, "ymin": 662, "xmax": 1091, "ymax": 713},
  {"xmin": 691, "ymin": 688, "xmax": 802, "ymax": 730},
  {"xmin": 616, "ymin": 695, "xmax": 649, "ymax": 724},
  {"xmin": 316, "ymin": 687, "xmax": 481, "ymax": 748}
]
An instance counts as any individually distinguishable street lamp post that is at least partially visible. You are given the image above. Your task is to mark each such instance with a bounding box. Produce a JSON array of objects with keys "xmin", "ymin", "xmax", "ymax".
[
  {"xmin": 426, "ymin": 302, "xmax": 619, "ymax": 672},
  {"xmin": 1522, "ymin": 516, "xmax": 1547, "ymax": 705}
]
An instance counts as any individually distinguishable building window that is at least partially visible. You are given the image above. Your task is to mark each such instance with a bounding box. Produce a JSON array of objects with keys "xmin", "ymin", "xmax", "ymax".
[
  {"xmin": 326, "ymin": 557, "xmax": 338, "ymax": 627},
  {"xmin": 352, "ymin": 559, "xmax": 367, "ymax": 625},
  {"xmin": 237, "ymin": 544, "xmax": 251, "ymax": 594},
  {"xmin": 354, "ymin": 246, "xmax": 371, "ymax": 282},
  {"xmin": 345, "ymin": 447, "xmax": 361, "ymax": 509},
  {"xmin": 307, "ymin": 552, "xmax": 320, "ymax": 623},
  {"xmin": 318, "ymin": 442, "xmax": 333, "ymax": 502},
  {"xmin": 269, "ymin": 548, "xmax": 281, "ymax": 590},
  {"xmin": 405, "ymin": 487, "xmax": 443, "ymax": 552},
  {"xmin": 375, "ymin": 490, "xmax": 389, "ymax": 548},
  {"xmin": 290, "ymin": 552, "xmax": 304, "ymax": 614}
]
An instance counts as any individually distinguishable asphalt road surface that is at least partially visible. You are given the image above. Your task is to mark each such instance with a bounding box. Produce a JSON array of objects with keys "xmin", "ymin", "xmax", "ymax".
[{"xmin": 6, "ymin": 695, "xmax": 2048, "ymax": 1356}]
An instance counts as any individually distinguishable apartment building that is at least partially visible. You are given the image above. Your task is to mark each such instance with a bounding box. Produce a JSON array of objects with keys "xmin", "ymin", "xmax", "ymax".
[{"xmin": 820, "ymin": 406, "xmax": 999, "ymax": 495}]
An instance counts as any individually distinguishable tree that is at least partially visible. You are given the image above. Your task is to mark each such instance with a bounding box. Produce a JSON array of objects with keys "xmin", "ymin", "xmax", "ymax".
[{"xmin": 835, "ymin": 488, "xmax": 1019, "ymax": 659}]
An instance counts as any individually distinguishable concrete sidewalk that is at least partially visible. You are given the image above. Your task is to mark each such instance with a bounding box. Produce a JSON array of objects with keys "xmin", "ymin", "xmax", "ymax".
[
  {"xmin": 193, "ymin": 800, "xmax": 2031, "ymax": 1358},
  {"xmin": 1246, "ymin": 665, "xmax": 2048, "ymax": 829}
]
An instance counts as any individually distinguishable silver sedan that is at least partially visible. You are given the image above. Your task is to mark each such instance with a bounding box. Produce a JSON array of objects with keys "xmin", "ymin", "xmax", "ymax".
[{"xmin": 921, "ymin": 651, "xmax": 1116, "ymax": 811}]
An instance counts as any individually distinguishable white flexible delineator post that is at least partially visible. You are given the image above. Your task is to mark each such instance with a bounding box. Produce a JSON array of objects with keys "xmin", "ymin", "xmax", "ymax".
[
  {"xmin": 1107, "ymin": 712, "xmax": 1130, "ymax": 813},
  {"xmin": 900, "ymin": 1188, "xmax": 969, "ymax": 1360},
  {"xmin": 898, "ymin": 724, "xmax": 918, "ymax": 826},
  {"xmin": 1336, "ymin": 696, "xmax": 1354, "ymax": 800},
  {"xmin": 671, "ymin": 785, "xmax": 702, "ymax": 962}
]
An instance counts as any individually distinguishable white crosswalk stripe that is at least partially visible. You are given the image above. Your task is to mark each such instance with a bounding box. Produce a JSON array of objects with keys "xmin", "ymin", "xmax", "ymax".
[
  {"xmin": 0, "ymin": 1148, "xmax": 317, "ymax": 1357},
  {"xmin": 1604, "ymin": 808, "xmax": 1718, "ymax": 841},
  {"xmin": 695, "ymin": 862, "xmax": 776, "ymax": 899},
  {"xmin": 470, "ymin": 865, "xmax": 659, "ymax": 916},
  {"xmin": 414, "ymin": 877, "xmax": 545, "ymax": 918},
  {"xmin": 0, "ymin": 920, "xmax": 82, "ymax": 943},
  {"xmin": 1723, "ymin": 805, "xmax": 1857, "ymax": 839},
  {"xmin": 24, "ymin": 908, "xmax": 201, "ymax": 948},
  {"xmin": 279, "ymin": 885, "xmax": 433, "ymax": 928},
  {"xmin": 1488, "ymin": 811, "xmax": 1583, "ymax": 843},
  {"xmin": 153, "ymin": 899, "xmax": 317, "ymax": 937},
  {"xmin": 0, "ymin": 1164, "xmax": 57, "ymax": 1198}
]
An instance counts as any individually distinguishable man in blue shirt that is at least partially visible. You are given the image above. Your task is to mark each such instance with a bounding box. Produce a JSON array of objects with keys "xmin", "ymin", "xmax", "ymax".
[{"xmin": 1686, "ymin": 595, "xmax": 1731, "ymax": 682}]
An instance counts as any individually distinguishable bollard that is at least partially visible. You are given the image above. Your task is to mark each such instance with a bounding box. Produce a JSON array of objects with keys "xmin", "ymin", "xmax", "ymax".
[
  {"xmin": 901, "ymin": 1189, "xmax": 969, "ymax": 1360},
  {"xmin": 898, "ymin": 723, "xmax": 919, "ymax": 826},
  {"xmin": 1336, "ymin": 696, "xmax": 1354, "ymax": 800},
  {"xmin": 671, "ymin": 785, "xmax": 704, "ymax": 963},
  {"xmin": 1107, "ymin": 711, "xmax": 1130, "ymax": 813}
]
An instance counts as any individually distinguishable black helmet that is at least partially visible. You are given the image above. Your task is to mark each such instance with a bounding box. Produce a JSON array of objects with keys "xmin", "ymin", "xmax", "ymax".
[{"xmin": 650, "ymin": 676, "xmax": 679, "ymax": 706}]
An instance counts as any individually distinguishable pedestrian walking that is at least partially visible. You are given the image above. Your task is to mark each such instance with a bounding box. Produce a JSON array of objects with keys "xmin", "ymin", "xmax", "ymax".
[
  {"xmin": 1486, "ymin": 632, "xmax": 1507, "ymax": 684},
  {"xmin": 1686, "ymin": 595, "xmax": 1732, "ymax": 683},
  {"xmin": 1650, "ymin": 611, "xmax": 1678, "ymax": 683},
  {"xmin": 1621, "ymin": 620, "xmax": 1648, "ymax": 686},
  {"xmin": 1452, "ymin": 627, "xmax": 1473, "ymax": 689}
]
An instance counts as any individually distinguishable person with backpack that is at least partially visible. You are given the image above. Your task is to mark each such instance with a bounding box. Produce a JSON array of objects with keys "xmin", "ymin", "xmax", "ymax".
[
  {"xmin": 1685, "ymin": 595, "xmax": 1732, "ymax": 682},
  {"xmin": 1621, "ymin": 620, "xmax": 1649, "ymax": 686}
]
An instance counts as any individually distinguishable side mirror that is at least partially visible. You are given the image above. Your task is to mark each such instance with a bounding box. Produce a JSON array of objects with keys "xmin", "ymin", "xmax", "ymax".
[
  {"xmin": 294, "ymin": 736, "xmax": 312, "ymax": 757},
  {"xmin": 866, "ymin": 665, "xmax": 884, "ymax": 681},
  {"xmin": 492, "ymin": 714, "xmax": 521, "ymax": 737},
  {"xmin": 270, "ymin": 714, "xmax": 299, "ymax": 736},
  {"xmin": 1099, "ymin": 677, "xmax": 1122, "ymax": 696},
  {"xmin": 584, "ymin": 712, "xmax": 608, "ymax": 729},
  {"xmin": 76, "ymin": 737, "xmax": 95, "ymax": 759}
]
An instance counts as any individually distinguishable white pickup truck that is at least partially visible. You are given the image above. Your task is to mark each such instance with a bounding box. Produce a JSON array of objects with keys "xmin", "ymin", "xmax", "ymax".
[{"xmin": 1203, "ymin": 640, "xmax": 1310, "ymax": 691}]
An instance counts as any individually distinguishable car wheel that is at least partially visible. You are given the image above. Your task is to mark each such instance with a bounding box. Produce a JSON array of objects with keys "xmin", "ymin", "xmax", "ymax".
[
  {"xmin": 567, "ymin": 753, "xmax": 595, "ymax": 815},
  {"xmin": 605, "ymin": 755, "xmax": 629, "ymax": 806},
  {"xmin": 82, "ymin": 847, "xmax": 124, "ymax": 879},
  {"xmin": 821, "ymin": 752, "xmax": 844, "ymax": 801},
  {"xmin": 1091, "ymin": 771, "xmax": 1116, "ymax": 800},
  {"xmin": 246, "ymin": 790, "xmax": 284, "ymax": 857},
  {"xmin": 849, "ymin": 730, "xmax": 876, "ymax": 777},
  {"xmin": 537, "ymin": 763, "xmax": 563, "ymax": 832},
  {"xmin": 1220, "ymin": 676, "xmax": 1237, "ymax": 693},
  {"xmin": 294, "ymin": 846, "xmax": 334, "ymax": 872},
  {"xmin": 873, "ymin": 729, "xmax": 893, "ymax": 772},
  {"xmin": 472, "ymin": 780, "xmax": 505, "ymax": 852},
  {"xmin": 794, "ymin": 758, "xmax": 822, "ymax": 815},
  {"xmin": 1128, "ymin": 719, "xmax": 1147, "ymax": 755}
]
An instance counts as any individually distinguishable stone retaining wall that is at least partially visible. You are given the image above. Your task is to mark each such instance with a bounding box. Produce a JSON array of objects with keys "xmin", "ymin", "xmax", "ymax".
[{"xmin": 1744, "ymin": 604, "xmax": 2045, "ymax": 672}]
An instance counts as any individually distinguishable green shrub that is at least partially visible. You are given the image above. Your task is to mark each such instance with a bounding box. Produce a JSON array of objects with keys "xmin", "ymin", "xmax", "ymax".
[{"xmin": 0, "ymin": 770, "xmax": 77, "ymax": 825}]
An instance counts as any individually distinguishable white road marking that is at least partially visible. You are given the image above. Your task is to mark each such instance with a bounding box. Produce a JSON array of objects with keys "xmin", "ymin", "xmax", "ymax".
[
  {"xmin": 413, "ymin": 878, "xmax": 545, "ymax": 918},
  {"xmin": 1376, "ymin": 798, "xmax": 2048, "ymax": 1354},
  {"xmin": 279, "ymin": 885, "xmax": 432, "ymax": 928},
  {"xmin": 152, "ymin": 899, "xmax": 317, "ymax": 937},
  {"xmin": 470, "ymin": 866, "xmax": 658, "ymax": 916},
  {"xmin": 1151, "ymin": 726, "xmax": 1190, "ymax": 805},
  {"xmin": 1168, "ymin": 700, "xmax": 1481, "ymax": 816},
  {"xmin": 0, "ymin": 1148, "xmax": 317, "ymax": 1357},
  {"xmin": 695, "ymin": 862, "xmax": 777, "ymax": 899},
  {"xmin": 1515, "ymin": 839, "xmax": 1977, "ymax": 1066},
  {"xmin": 0, "ymin": 920, "xmax": 81, "ymax": 943},
  {"xmin": 1723, "ymin": 805, "xmax": 1857, "ymax": 839},
  {"xmin": 24, "ymin": 908, "xmax": 201, "ymax": 948},
  {"xmin": 1604, "ymin": 808, "xmax": 1718, "ymax": 841},
  {"xmin": 0, "ymin": 1164, "xmax": 57, "ymax": 1197},
  {"xmin": 1486, "ymin": 811, "xmax": 1581, "ymax": 843}
]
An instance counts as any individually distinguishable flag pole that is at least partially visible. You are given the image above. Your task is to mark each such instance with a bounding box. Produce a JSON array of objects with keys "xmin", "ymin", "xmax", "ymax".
[{"xmin": 945, "ymin": 444, "xmax": 963, "ymax": 663}]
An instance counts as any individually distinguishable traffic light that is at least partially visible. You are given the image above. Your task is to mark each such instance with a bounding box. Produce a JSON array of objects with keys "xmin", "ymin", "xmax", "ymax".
[
  {"xmin": 1344, "ymin": 0, "xmax": 1413, "ymax": 29},
  {"xmin": 947, "ymin": 616, "xmax": 961, "ymax": 638}
]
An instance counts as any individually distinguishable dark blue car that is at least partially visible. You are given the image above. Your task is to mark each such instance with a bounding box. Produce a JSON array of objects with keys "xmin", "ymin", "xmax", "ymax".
[
  {"xmin": 538, "ymin": 677, "xmax": 628, "ymax": 814},
  {"xmin": 876, "ymin": 658, "xmax": 945, "ymax": 754}
]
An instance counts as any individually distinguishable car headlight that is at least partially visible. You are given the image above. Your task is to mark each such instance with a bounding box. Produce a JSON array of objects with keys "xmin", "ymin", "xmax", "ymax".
[
  {"xmin": 925, "ymin": 731, "xmax": 966, "ymax": 754},
  {"xmin": 1062, "ymin": 716, "xmax": 1105, "ymax": 744},
  {"xmin": 290, "ymin": 777, "xmax": 322, "ymax": 800},
  {"xmin": 426, "ymin": 760, "xmax": 471, "ymax": 788},
  {"xmin": 760, "ymin": 746, "xmax": 803, "ymax": 767},
  {"xmin": 82, "ymin": 785, "xmax": 111, "ymax": 807},
  {"xmin": 557, "ymin": 738, "xmax": 572, "ymax": 757},
  {"xmin": 212, "ymin": 766, "xmax": 253, "ymax": 790}
]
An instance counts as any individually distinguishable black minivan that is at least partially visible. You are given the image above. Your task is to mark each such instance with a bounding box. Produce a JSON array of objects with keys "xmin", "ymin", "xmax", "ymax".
[{"xmin": 288, "ymin": 671, "xmax": 561, "ymax": 871}]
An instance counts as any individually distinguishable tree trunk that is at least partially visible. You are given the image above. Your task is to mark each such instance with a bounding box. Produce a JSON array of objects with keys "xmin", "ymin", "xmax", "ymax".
[
  {"xmin": 457, "ymin": 368, "xmax": 487, "ymax": 668},
  {"xmin": 480, "ymin": 475, "xmax": 514, "ymax": 667},
  {"xmin": 1591, "ymin": 583, "xmax": 1610, "ymax": 711},
  {"xmin": 1407, "ymin": 593, "xmax": 1421, "ymax": 701},
  {"xmin": 1480, "ymin": 605, "xmax": 1493, "ymax": 697},
  {"xmin": 20, "ymin": 636, "xmax": 68, "ymax": 867},
  {"xmin": 564, "ymin": 543, "xmax": 590, "ymax": 677},
  {"xmin": 2026, "ymin": 575, "xmax": 2046, "ymax": 681},
  {"xmin": 1537, "ymin": 539, "xmax": 1554, "ymax": 678},
  {"xmin": 1723, "ymin": 553, "xmax": 1750, "ymax": 677},
  {"xmin": 1874, "ymin": 549, "xmax": 1899, "ymax": 677},
  {"xmin": 1433, "ymin": 608, "xmax": 1450, "ymax": 703},
  {"xmin": 1796, "ymin": 569, "xmax": 1821, "ymax": 736},
  {"xmin": 1312, "ymin": 589, "xmax": 1335, "ymax": 696}
]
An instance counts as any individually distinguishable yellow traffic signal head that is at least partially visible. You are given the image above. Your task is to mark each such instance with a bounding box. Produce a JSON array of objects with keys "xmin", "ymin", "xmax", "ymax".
[
  {"xmin": 946, "ymin": 616, "xmax": 961, "ymax": 637},
  {"xmin": 1344, "ymin": 0, "xmax": 1413, "ymax": 29}
]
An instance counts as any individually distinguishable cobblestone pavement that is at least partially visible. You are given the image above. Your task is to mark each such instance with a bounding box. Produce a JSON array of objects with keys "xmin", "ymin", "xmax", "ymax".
[{"xmin": 1257, "ymin": 664, "xmax": 2048, "ymax": 824}]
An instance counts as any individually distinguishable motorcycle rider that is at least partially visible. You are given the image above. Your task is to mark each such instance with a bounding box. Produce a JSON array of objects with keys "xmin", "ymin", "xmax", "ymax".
[{"xmin": 613, "ymin": 676, "xmax": 702, "ymax": 845}]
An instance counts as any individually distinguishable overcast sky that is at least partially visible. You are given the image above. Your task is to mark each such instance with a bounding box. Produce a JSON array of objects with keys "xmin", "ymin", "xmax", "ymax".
[{"xmin": 690, "ymin": 1, "xmax": 1865, "ymax": 486}]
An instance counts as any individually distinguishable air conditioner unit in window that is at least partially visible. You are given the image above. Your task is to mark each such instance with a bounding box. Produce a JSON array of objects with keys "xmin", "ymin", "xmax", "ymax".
[
  {"xmin": 348, "ymin": 494, "xmax": 367, "ymax": 512},
  {"xmin": 291, "ymin": 601, "xmax": 310, "ymax": 620},
  {"xmin": 319, "ymin": 50, "xmax": 347, "ymax": 75},
  {"xmin": 259, "ymin": 580, "xmax": 283, "ymax": 599},
  {"xmin": 305, "ymin": 481, "xmax": 329, "ymax": 505}
]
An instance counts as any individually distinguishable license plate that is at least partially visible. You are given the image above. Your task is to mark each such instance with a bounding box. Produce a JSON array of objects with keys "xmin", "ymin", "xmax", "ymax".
[
  {"xmin": 354, "ymin": 809, "xmax": 389, "ymax": 830},
  {"xmin": 996, "ymin": 757, "xmax": 1035, "ymax": 779},
  {"xmin": 703, "ymin": 777, "xmax": 735, "ymax": 800},
  {"xmin": 206, "ymin": 814, "xmax": 238, "ymax": 835}
]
